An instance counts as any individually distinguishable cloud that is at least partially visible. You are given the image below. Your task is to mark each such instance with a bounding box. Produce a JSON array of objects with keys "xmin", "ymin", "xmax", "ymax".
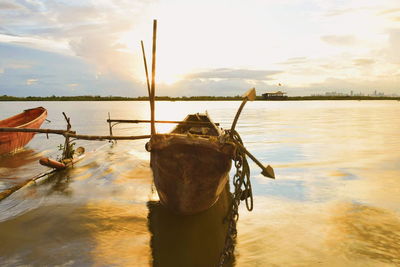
[
  {"xmin": 67, "ymin": 83, "xmax": 79, "ymax": 90},
  {"xmin": 5, "ymin": 63, "xmax": 31, "ymax": 69},
  {"xmin": 385, "ymin": 29, "xmax": 400, "ymax": 64},
  {"xmin": 321, "ymin": 35, "xmax": 357, "ymax": 46},
  {"xmin": 186, "ymin": 68, "xmax": 282, "ymax": 81},
  {"xmin": 158, "ymin": 77, "xmax": 272, "ymax": 97},
  {"xmin": 152, "ymin": 68, "xmax": 285, "ymax": 96},
  {"xmin": 0, "ymin": 1, "xmax": 21, "ymax": 10},
  {"xmin": 294, "ymin": 75, "xmax": 400, "ymax": 96},
  {"xmin": 26, "ymin": 78, "xmax": 38, "ymax": 85},
  {"xmin": 378, "ymin": 8, "xmax": 400, "ymax": 22},
  {"xmin": 378, "ymin": 8, "xmax": 400, "ymax": 16},
  {"xmin": 324, "ymin": 8, "xmax": 360, "ymax": 17},
  {"xmin": 353, "ymin": 58, "xmax": 375, "ymax": 66},
  {"xmin": 0, "ymin": 1, "xmax": 152, "ymax": 81},
  {"xmin": 0, "ymin": 42, "xmax": 143, "ymax": 97},
  {"xmin": 278, "ymin": 57, "xmax": 308, "ymax": 65}
]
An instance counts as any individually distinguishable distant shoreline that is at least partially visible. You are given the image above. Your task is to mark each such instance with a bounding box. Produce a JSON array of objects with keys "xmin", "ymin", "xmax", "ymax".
[{"xmin": 0, "ymin": 95, "xmax": 399, "ymax": 101}]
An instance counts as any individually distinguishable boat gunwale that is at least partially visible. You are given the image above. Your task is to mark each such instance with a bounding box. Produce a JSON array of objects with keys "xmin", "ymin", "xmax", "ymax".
[
  {"xmin": 17, "ymin": 107, "xmax": 47, "ymax": 128},
  {"xmin": 0, "ymin": 107, "xmax": 47, "ymax": 129},
  {"xmin": 150, "ymin": 132, "xmax": 236, "ymax": 157}
]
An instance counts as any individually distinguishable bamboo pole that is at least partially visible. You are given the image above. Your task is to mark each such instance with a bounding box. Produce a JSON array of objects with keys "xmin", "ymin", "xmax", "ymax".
[
  {"xmin": 66, "ymin": 133, "xmax": 151, "ymax": 141},
  {"xmin": 141, "ymin": 40, "xmax": 151, "ymax": 98},
  {"xmin": 0, "ymin": 170, "xmax": 56, "ymax": 201},
  {"xmin": 107, "ymin": 119, "xmax": 220, "ymax": 126},
  {"xmin": 150, "ymin": 19, "xmax": 157, "ymax": 136},
  {"xmin": 0, "ymin": 127, "xmax": 150, "ymax": 141},
  {"xmin": 0, "ymin": 127, "xmax": 76, "ymax": 135}
]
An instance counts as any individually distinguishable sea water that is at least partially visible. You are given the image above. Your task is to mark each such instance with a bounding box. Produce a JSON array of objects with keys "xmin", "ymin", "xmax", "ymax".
[{"xmin": 0, "ymin": 100, "xmax": 399, "ymax": 266}]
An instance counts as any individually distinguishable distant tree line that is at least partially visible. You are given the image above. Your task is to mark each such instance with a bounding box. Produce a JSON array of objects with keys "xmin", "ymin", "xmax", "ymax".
[
  {"xmin": 0, "ymin": 95, "xmax": 244, "ymax": 101},
  {"xmin": 0, "ymin": 94, "xmax": 399, "ymax": 101},
  {"xmin": 286, "ymin": 95, "xmax": 400, "ymax": 101}
]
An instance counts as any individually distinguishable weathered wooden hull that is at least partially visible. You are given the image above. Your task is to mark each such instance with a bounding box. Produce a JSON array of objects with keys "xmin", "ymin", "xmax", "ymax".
[
  {"xmin": 150, "ymin": 134, "xmax": 235, "ymax": 215},
  {"xmin": 0, "ymin": 107, "xmax": 47, "ymax": 155}
]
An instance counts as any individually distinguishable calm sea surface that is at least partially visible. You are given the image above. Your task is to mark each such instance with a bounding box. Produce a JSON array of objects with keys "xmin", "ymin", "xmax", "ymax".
[{"xmin": 0, "ymin": 100, "xmax": 399, "ymax": 266}]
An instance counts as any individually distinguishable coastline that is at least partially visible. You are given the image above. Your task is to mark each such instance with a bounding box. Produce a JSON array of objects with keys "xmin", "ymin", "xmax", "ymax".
[{"xmin": 1, "ymin": 95, "xmax": 399, "ymax": 101}]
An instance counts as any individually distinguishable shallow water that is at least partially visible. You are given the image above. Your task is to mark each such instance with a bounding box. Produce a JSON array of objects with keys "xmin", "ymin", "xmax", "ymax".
[{"xmin": 0, "ymin": 100, "xmax": 399, "ymax": 266}]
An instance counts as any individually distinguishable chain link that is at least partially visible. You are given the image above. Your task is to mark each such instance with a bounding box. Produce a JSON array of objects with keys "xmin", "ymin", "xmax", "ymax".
[{"xmin": 219, "ymin": 130, "xmax": 253, "ymax": 266}]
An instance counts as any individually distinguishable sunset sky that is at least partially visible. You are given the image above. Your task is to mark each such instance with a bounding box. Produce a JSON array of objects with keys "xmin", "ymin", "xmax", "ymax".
[{"xmin": 0, "ymin": 0, "xmax": 399, "ymax": 97}]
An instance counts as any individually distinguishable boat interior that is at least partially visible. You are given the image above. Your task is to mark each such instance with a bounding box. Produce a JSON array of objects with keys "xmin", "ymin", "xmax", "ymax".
[{"xmin": 171, "ymin": 113, "xmax": 221, "ymax": 137}]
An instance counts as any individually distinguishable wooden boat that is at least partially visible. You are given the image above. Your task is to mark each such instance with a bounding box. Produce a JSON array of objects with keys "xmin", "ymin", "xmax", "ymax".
[
  {"xmin": 0, "ymin": 107, "xmax": 47, "ymax": 155},
  {"xmin": 141, "ymin": 21, "xmax": 273, "ymax": 217},
  {"xmin": 148, "ymin": 113, "xmax": 236, "ymax": 215}
]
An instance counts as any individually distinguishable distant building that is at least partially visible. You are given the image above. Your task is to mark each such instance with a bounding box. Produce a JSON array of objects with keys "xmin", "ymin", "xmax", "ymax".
[{"xmin": 262, "ymin": 91, "xmax": 288, "ymax": 100}]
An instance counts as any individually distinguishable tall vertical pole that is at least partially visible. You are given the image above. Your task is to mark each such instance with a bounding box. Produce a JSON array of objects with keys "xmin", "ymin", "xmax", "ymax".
[
  {"xmin": 141, "ymin": 40, "xmax": 151, "ymax": 98},
  {"xmin": 150, "ymin": 19, "xmax": 157, "ymax": 136}
]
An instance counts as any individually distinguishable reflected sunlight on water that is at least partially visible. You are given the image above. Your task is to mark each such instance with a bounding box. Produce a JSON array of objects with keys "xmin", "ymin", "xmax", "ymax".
[{"xmin": 0, "ymin": 100, "xmax": 399, "ymax": 266}]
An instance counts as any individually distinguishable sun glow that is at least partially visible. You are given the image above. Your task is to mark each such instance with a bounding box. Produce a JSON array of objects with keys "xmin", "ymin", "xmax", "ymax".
[
  {"xmin": 154, "ymin": 65, "xmax": 184, "ymax": 85},
  {"xmin": 120, "ymin": 28, "xmax": 188, "ymax": 86}
]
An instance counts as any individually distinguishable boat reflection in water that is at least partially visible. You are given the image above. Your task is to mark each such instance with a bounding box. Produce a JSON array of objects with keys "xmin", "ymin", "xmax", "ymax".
[
  {"xmin": 147, "ymin": 183, "xmax": 234, "ymax": 267},
  {"xmin": 0, "ymin": 149, "xmax": 39, "ymax": 170}
]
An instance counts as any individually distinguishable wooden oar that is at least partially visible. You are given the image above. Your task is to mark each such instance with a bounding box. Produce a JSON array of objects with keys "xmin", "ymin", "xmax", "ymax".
[
  {"xmin": 230, "ymin": 87, "xmax": 256, "ymax": 132},
  {"xmin": 231, "ymin": 139, "xmax": 275, "ymax": 179},
  {"xmin": 229, "ymin": 88, "xmax": 275, "ymax": 179}
]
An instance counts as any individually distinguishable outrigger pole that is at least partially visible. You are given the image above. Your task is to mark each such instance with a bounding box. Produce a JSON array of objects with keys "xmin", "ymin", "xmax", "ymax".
[
  {"xmin": 0, "ymin": 127, "xmax": 151, "ymax": 141},
  {"xmin": 107, "ymin": 119, "xmax": 220, "ymax": 126}
]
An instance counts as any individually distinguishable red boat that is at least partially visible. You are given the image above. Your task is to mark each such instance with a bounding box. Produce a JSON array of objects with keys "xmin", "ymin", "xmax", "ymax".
[{"xmin": 0, "ymin": 107, "xmax": 47, "ymax": 155}]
